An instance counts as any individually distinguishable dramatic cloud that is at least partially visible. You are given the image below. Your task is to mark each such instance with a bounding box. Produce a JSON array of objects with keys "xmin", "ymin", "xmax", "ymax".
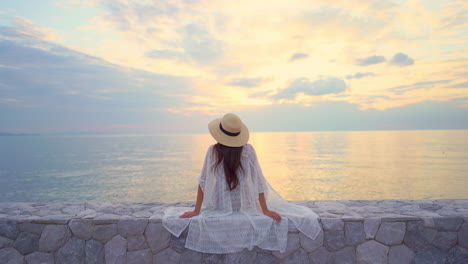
[
  {"xmin": 1, "ymin": 1, "xmax": 467, "ymax": 132},
  {"xmin": 273, "ymin": 77, "xmax": 348, "ymax": 100},
  {"xmin": 145, "ymin": 49, "xmax": 184, "ymax": 61},
  {"xmin": 356, "ymin": 55, "xmax": 385, "ymax": 66},
  {"xmin": 0, "ymin": 23, "xmax": 199, "ymax": 132},
  {"xmin": 177, "ymin": 23, "xmax": 223, "ymax": 65},
  {"xmin": 226, "ymin": 78, "xmax": 266, "ymax": 88},
  {"xmin": 289, "ymin": 53, "xmax": 308, "ymax": 62},
  {"xmin": 345, "ymin": 72, "xmax": 376, "ymax": 79},
  {"xmin": 389, "ymin": 52, "xmax": 414, "ymax": 67},
  {"xmin": 388, "ymin": 80, "xmax": 453, "ymax": 94},
  {"xmin": 446, "ymin": 82, "xmax": 468, "ymax": 88},
  {"xmin": 0, "ymin": 42, "xmax": 190, "ymax": 111}
]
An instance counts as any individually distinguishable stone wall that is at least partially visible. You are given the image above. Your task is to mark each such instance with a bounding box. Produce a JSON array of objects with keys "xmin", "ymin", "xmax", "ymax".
[{"xmin": 0, "ymin": 199, "xmax": 467, "ymax": 263}]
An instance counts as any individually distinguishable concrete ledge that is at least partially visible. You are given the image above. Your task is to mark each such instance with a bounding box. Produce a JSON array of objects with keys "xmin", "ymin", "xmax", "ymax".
[{"xmin": 1, "ymin": 199, "xmax": 467, "ymax": 263}]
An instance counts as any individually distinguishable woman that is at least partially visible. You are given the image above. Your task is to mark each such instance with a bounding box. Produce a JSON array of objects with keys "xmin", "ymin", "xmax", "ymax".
[{"xmin": 162, "ymin": 113, "xmax": 321, "ymax": 254}]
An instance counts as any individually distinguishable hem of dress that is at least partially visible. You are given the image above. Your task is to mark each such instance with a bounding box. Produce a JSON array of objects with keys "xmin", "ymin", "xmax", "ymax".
[{"xmin": 184, "ymin": 242, "xmax": 285, "ymax": 254}]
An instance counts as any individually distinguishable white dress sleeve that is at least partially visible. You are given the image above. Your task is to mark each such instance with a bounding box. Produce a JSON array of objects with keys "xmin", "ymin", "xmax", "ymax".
[
  {"xmin": 247, "ymin": 144, "xmax": 269, "ymax": 195},
  {"xmin": 197, "ymin": 145, "xmax": 213, "ymax": 192}
]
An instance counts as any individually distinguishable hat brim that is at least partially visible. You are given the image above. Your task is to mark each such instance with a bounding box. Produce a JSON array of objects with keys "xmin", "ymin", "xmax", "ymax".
[{"xmin": 208, "ymin": 117, "xmax": 249, "ymax": 147}]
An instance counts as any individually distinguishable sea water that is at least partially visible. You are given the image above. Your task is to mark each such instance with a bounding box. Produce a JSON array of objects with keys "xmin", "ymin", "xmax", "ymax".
[{"xmin": 0, "ymin": 130, "xmax": 467, "ymax": 202}]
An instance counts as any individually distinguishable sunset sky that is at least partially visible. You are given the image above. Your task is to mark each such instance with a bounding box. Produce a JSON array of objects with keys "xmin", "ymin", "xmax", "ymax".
[{"xmin": 0, "ymin": 0, "xmax": 467, "ymax": 133}]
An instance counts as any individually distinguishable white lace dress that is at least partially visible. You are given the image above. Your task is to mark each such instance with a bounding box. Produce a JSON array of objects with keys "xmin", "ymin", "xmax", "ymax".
[{"xmin": 162, "ymin": 144, "xmax": 321, "ymax": 254}]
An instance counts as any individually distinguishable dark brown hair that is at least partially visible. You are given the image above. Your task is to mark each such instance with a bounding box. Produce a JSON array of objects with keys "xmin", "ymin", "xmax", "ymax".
[{"xmin": 212, "ymin": 143, "xmax": 244, "ymax": 190}]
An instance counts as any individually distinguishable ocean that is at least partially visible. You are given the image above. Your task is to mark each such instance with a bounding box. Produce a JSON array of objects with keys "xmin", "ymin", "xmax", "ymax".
[{"xmin": 0, "ymin": 130, "xmax": 467, "ymax": 202}]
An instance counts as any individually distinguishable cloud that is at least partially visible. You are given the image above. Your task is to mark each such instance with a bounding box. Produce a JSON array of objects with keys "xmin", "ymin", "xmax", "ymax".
[
  {"xmin": 0, "ymin": 26, "xmax": 192, "ymax": 112},
  {"xmin": 389, "ymin": 52, "xmax": 414, "ymax": 66},
  {"xmin": 356, "ymin": 55, "xmax": 385, "ymax": 66},
  {"xmin": 177, "ymin": 23, "xmax": 223, "ymax": 65},
  {"xmin": 273, "ymin": 77, "xmax": 348, "ymax": 100},
  {"xmin": 226, "ymin": 77, "xmax": 266, "ymax": 88},
  {"xmin": 301, "ymin": 5, "xmax": 389, "ymax": 38},
  {"xmin": 388, "ymin": 79, "xmax": 453, "ymax": 94},
  {"xmin": 445, "ymin": 82, "xmax": 468, "ymax": 88},
  {"xmin": 97, "ymin": 0, "xmax": 223, "ymax": 65},
  {"xmin": 345, "ymin": 72, "xmax": 376, "ymax": 79},
  {"xmin": 0, "ymin": 16, "xmax": 59, "ymax": 41},
  {"xmin": 289, "ymin": 53, "xmax": 309, "ymax": 62},
  {"xmin": 145, "ymin": 49, "xmax": 184, "ymax": 61}
]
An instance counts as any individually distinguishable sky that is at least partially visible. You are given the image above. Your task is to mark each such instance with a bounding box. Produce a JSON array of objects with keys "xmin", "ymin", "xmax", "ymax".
[{"xmin": 0, "ymin": 0, "xmax": 467, "ymax": 134}]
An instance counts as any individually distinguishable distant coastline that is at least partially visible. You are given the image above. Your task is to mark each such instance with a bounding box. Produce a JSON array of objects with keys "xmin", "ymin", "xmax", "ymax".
[
  {"xmin": 0, "ymin": 132, "xmax": 102, "ymax": 136},
  {"xmin": 1, "ymin": 128, "xmax": 467, "ymax": 137},
  {"xmin": 0, "ymin": 132, "xmax": 41, "ymax": 136}
]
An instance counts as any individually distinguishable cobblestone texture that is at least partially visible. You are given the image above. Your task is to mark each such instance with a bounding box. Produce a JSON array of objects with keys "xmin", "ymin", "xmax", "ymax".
[{"xmin": 0, "ymin": 199, "xmax": 466, "ymax": 263}]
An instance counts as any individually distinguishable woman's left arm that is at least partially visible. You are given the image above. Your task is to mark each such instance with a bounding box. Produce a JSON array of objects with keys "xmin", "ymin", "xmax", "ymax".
[{"xmin": 179, "ymin": 184, "xmax": 204, "ymax": 218}]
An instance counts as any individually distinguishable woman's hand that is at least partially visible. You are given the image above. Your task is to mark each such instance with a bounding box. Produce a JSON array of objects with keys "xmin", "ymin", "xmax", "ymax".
[
  {"xmin": 263, "ymin": 209, "xmax": 282, "ymax": 222},
  {"xmin": 179, "ymin": 210, "xmax": 200, "ymax": 218}
]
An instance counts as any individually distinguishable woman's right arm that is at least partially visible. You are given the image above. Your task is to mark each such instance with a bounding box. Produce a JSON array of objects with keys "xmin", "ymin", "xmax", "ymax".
[
  {"xmin": 249, "ymin": 144, "xmax": 282, "ymax": 222},
  {"xmin": 179, "ymin": 184, "xmax": 204, "ymax": 218},
  {"xmin": 259, "ymin": 193, "xmax": 282, "ymax": 222}
]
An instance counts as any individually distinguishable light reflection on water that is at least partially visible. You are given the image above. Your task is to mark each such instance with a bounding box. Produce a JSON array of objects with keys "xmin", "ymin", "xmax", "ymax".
[{"xmin": 0, "ymin": 130, "xmax": 466, "ymax": 202}]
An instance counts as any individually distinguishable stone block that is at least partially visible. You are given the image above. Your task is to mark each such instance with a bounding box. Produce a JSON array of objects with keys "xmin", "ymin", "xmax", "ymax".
[
  {"xmin": 334, "ymin": 246, "xmax": 355, "ymax": 264},
  {"xmin": 105, "ymin": 235, "xmax": 127, "ymax": 264},
  {"xmin": 356, "ymin": 240, "xmax": 388, "ymax": 264},
  {"xmin": 170, "ymin": 229, "xmax": 187, "ymax": 253},
  {"xmin": 25, "ymin": 252, "xmax": 54, "ymax": 264},
  {"xmin": 433, "ymin": 217, "xmax": 463, "ymax": 231},
  {"xmin": 344, "ymin": 221, "xmax": 366, "ymax": 246},
  {"xmin": 388, "ymin": 245, "xmax": 414, "ymax": 264},
  {"xmin": 447, "ymin": 246, "xmax": 468, "ymax": 264},
  {"xmin": 127, "ymin": 235, "xmax": 148, "ymax": 251},
  {"xmin": 93, "ymin": 224, "xmax": 117, "ymax": 244},
  {"xmin": 316, "ymin": 201, "xmax": 347, "ymax": 214},
  {"xmin": 420, "ymin": 203, "xmax": 442, "ymax": 211},
  {"xmin": 117, "ymin": 218, "xmax": 148, "ymax": 237},
  {"xmin": 300, "ymin": 229, "xmax": 323, "ymax": 252},
  {"xmin": 256, "ymin": 252, "xmax": 279, "ymax": 264},
  {"xmin": 422, "ymin": 217, "xmax": 436, "ymax": 228},
  {"xmin": 13, "ymin": 232, "xmax": 39, "ymax": 255},
  {"xmin": 0, "ymin": 236, "xmax": 14, "ymax": 248},
  {"xmin": 39, "ymin": 224, "xmax": 71, "ymax": 252},
  {"xmin": 69, "ymin": 219, "xmax": 94, "ymax": 240},
  {"xmin": 19, "ymin": 223, "xmax": 45, "ymax": 235},
  {"xmin": 154, "ymin": 248, "xmax": 181, "ymax": 264},
  {"xmin": 0, "ymin": 247, "xmax": 24, "ymax": 263},
  {"xmin": 0, "ymin": 220, "xmax": 19, "ymax": 240},
  {"xmin": 272, "ymin": 233, "xmax": 299, "ymax": 259},
  {"xmin": 458, "ymin": 222, "xmax": 468, "ymax": 249},
  {"xmin": 375, "ymin": 222, "xmax": 406, "ymax": 246},
  {"xmin": 432, "ymin": 231, "xmax": 457, "ymax": 251},
  {"xmin": 404, "ymin": 221, "xmax": 437, "ymax": 252},
  {"xmin": 85, "ymin": 239, "xmax": 105, "ymax": 264},
  {"xmin": 282, "ymin": 248, "xmax": 308, "ymax": 264},
  {"xmin": 180, "ymin": 249, "xmax": 203, "ymax": 264},
  {"xmin": 321, "ymin": 218, "xmax": 344, "ymax": 231},
  {"xmin": 308, "ymin": 246, "xmax": 333, "ymax": 264},
  {"xmin": 55, "ymin": 237, "xmax": 86, "ymax": 264},
  {"xmin": 224, "ymin": 248, "xmax": 256, "ymax": 264},
  {"xmin": 413, "ymin": 245, "xmax": 447, "ymax": 264},
  {"xmin": 127, "ymin": 249, "xmax": 152, "ymax": 264},
  {"xmin": 76, "ymin": 209, "xmax": 97, "ymax": 219},
  {"xmin": 93, "ymin": 215, "xmax": 120, "ymax": 225},
  {"xmin": 363, "ymin": 217, "xmax": 380, "ymax": 239},
  {"xmin": 145, "ymin": 223, "xmax": 171, "ymax": 254},
  {"xmin": 324, "ymin": 230, "xmax": 345, "ymax": 252}
]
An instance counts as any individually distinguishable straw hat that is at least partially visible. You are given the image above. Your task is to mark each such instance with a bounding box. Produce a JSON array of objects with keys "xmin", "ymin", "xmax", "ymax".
[{"xmin": 208, "ymin": 113, "xmax": 249, "ymax": 147}]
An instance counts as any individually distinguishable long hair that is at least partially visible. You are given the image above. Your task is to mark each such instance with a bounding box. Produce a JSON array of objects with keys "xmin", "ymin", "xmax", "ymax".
[{"xmin": 212, "ymin": 143, "xmax": 244, "ymax": 190}]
